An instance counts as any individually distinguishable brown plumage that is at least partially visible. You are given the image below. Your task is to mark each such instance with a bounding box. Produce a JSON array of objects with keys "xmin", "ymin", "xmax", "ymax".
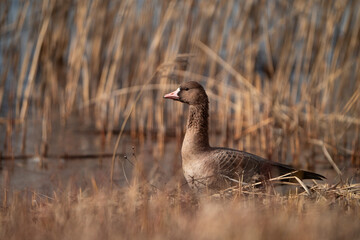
[{"xmin": 164, "ymin": 81, "xmax": 325, "ymax": 191}]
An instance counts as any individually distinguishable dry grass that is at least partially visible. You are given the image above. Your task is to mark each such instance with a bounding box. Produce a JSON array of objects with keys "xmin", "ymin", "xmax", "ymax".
[
  {"xmin": 1, "ymin": 177, "xmax": 360, "ymax": 240},
  {"xmin": 1, "ymin": 0, "xmax": 360, "ymax": 239}
]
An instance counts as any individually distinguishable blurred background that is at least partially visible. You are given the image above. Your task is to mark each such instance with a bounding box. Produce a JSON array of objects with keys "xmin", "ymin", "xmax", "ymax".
[{"xmin": 0, "ymin": 0, "xmax": 359, "ymax": 193}]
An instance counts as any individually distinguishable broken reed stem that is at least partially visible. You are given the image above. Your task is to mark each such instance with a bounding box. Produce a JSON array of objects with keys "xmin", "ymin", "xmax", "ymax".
[
  {"xmin": 322, "ymin": 142, "xmax": 343, "ymax": 177},
  {"xmin": 293, "ymin": 176, "xmax": 310, "ymax": 195}
]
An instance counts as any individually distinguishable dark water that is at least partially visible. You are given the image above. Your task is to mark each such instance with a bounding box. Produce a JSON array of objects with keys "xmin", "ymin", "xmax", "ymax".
[{"xmin": 0, "ymin": 116, "xmax": 183, "ymax": 195}]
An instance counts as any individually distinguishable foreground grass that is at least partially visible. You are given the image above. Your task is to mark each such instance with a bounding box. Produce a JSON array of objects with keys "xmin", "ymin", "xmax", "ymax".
[
  {"xmin": 1, "ymin": 181, "xmax": 360, "ymax": 240},
  {"xmin": 1, "ymin": 0, "xmax": 359, "ymax": 170}
]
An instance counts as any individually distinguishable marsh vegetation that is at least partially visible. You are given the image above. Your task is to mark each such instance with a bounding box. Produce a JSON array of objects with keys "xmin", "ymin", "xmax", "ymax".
[{"xmin": 0, "ymin": 0, "xmax": 359, "ymax": 239}]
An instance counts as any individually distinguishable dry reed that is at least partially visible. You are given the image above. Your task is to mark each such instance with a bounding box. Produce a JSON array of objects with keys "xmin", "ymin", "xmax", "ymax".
[
  {"xmin": 0, "ymin": 0, "xmax": 358, "ymax": 167},
  {"xmin": 0, "ymin": 0, "xmax": 360, "ymax": 239}
]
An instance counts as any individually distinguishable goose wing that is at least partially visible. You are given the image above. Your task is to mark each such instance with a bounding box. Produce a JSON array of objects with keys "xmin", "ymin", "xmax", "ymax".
[{"xmin": 212, "ymin": 148, "xmax": 325, "ymax": 183}]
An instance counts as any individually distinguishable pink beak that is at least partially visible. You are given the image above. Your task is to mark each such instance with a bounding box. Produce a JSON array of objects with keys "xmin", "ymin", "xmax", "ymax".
[{"xmin": 163, "ymin": 88, "xmax": 180, "ymax": 100}]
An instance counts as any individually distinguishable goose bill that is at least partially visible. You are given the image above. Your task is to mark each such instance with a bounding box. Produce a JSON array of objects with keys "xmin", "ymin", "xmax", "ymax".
[{"xmin": 163, "ymin": 88, "xmax": 180, "ymax": 100}]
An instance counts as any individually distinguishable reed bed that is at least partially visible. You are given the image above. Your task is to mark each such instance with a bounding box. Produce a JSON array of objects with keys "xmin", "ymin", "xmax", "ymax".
[
  {"xmin": 0, "ymin": 0, "xmax": 359, "ymax": 168},
  {"xmin": 0, "ymin": 0, "xmax": 360, "ymax": 238}
]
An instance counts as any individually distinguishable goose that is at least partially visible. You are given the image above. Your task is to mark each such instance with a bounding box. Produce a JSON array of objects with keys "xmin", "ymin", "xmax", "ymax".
[{"xmin": 164, "ymin": 81, "xmax": 325, "ymax": 192}]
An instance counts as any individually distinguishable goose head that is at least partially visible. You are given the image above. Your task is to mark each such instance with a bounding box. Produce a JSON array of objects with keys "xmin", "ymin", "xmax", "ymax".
[{"xmin": 163, "ymin": 81, "xmax": 208, "ymax": 106}]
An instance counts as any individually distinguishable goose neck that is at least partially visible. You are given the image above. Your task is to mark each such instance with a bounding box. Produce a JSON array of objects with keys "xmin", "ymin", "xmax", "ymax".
[{"xmin": 184, "ymin": 104, "xmax": 210, "ymax": 150}]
